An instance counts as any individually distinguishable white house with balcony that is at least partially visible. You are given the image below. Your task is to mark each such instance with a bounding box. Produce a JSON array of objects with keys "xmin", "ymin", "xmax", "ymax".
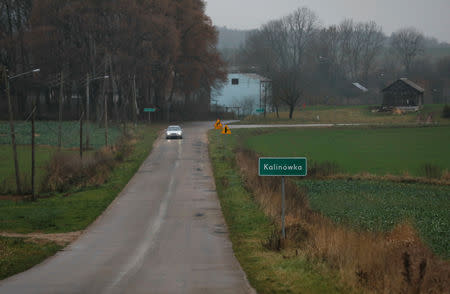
[{"xmin": 212, "ymin": 73, "xmax": 271, "ymax": 116}]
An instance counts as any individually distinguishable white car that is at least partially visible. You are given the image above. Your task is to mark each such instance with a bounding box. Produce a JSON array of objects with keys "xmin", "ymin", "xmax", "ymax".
[{"xmin": 166, "ymin": 125, "xmax": 183, "ymax": 139}]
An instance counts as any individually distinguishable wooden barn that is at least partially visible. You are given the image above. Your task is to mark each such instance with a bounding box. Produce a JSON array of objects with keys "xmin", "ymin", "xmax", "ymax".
[{"xmin": 381, "ymin": 78, "xmax": 424, "ymax": 111}]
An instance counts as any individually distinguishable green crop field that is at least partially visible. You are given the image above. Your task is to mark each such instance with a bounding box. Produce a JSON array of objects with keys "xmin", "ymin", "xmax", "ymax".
[
  {"xmin": 235, "ymin": 126, "xmax": 450, "ymax": 258},
  {"xmin": 298, "ymin": 179, "xmax": 450, "ymax": 258},
  {"xmin": 0, "ymin": 121, "xmax": 122, "ymax": 148},
  {"xmin": 0, "ymin": 145, "xmax": 57, "ymax": 194},
  {"xmin": 0, "ymin": 121, "xmax": 122, "ymax": 194},
  {"xmin": 244, "ymin": 126, "xmax": 450, "ymax": 176}
]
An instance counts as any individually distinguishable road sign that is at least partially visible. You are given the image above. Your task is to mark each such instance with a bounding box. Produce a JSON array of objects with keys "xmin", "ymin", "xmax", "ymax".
[
  {"xmin": 256, "ymin": 108, "xmax": 265, "ymax": 113},
  {"xmin": 144, "ymin": 108, "xmax": 156, "ymax": 112},
  {"xmin": 222, "ymin": 125, "xmax": 231, "ymax": 134},
  {"xmin": 259, "ymin": 157, "xmax": 307, "ymax": 177},
  {"xmin": 214, "ymin": 119, "xmax": 222, "ymax": 130},
  {"xmin": 258, "ymin": 157, "xmax": 307, "ymax": 239}
]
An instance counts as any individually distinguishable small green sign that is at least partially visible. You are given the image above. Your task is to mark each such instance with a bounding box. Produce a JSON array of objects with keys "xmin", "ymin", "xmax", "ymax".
[
  {"xmin": 256, "ymin": 108, "xmax": 265, "ymax": 113},
  {"xmin": 144, "ymin": 108, "xmax": 156, "ymax": 112},
  {"xmin": 259, "ymin": 157, "xmax": 307, "ymax": 176}
]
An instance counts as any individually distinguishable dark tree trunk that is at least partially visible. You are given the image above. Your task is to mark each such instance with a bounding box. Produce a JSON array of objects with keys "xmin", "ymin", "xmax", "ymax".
[{"xmin": 289, "ymin": 105, "xmax": 294, "ymax": 119}]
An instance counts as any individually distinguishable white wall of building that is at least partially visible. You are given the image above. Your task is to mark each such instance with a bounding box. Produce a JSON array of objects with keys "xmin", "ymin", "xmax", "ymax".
[{"xmin": 212, "ymin": 73, "xmax": 270, "ymax": 115}]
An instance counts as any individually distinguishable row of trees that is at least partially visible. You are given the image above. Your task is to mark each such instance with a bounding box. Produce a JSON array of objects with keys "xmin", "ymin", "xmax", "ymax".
[
  {"xmin": 238, "ymin": 7, "xmax": 449, "ymax": 118},
  {"xmin": 1, "ymin": 0, "xmax": 226, "ymax": 122}
]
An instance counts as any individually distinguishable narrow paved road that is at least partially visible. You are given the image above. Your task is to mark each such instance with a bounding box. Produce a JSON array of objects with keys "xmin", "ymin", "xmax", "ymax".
[
  {"xmin": 227, "ymin": 123, "xmax": 362, "ymax": 128},
  {"xmin": 0, "ymin": 122, "xmax": 254, "ymax": 294}
]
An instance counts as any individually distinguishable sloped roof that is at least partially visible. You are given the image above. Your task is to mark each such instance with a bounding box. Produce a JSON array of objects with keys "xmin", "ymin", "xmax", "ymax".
[
  {"xmin": 352, "ymin": 82, "xmax": 368, "ymax": 92},
  {"xmin": 241, "ymin": 73, "xmax": 271, "ymax": 82},
  {"xmin": 382, "ymin": 78, "xmax": 425, "ymax": 93},
  {"xmin": 399, "ymin": 78, "xmax": 425, "ymax": 92}
]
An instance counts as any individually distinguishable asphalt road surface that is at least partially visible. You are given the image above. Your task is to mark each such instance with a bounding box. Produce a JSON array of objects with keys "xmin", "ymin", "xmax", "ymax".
[
  {"xmin": 227, "ymin": 123, "xmax": 362, "ymax": 128},
  {"xmin": 0, "ymin": 122, "xmax": 254, "ymax": 294}
]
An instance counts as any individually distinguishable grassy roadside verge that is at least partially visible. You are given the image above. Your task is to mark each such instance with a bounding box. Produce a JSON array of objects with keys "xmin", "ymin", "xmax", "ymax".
[
  {"xmin": 0, "ymin": 124, "xmax": 163, "ymax": 280},
  {"xmin": 208, "ymin": 130, "xmax": 352, "ymax": 294},
  {"xmin": 0, "ymin": 237, "xmax": 62, "ymax": 281}
]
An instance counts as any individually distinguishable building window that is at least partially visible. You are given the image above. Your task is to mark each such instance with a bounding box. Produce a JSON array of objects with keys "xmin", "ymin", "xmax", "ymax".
[{"xmin": 231, "ymin": 78, "xmax": 239, "ymax": 85}]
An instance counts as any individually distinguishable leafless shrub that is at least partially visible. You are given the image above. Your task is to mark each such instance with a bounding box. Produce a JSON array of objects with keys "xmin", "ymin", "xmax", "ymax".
[
  {"xmin": 112, "ymin": 137, "xmax": 134, "ymax": 162},
  {"xmin": 42, "ymin": 148, "xmax": 115, "ymax": 192}
]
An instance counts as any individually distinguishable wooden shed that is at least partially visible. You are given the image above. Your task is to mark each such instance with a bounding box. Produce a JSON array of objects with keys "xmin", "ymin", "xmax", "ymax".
[{"xmin": 381, "ymin": 78, "xmax": 424, "ymax": 110}]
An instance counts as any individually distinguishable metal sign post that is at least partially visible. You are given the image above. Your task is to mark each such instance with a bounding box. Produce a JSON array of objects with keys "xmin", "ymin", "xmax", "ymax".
[
  {"xmin": 144, "ymin": 108, "xmax": 156, "ymax": 124},
  {"xmin": 259, "ymin": 157, "xmax": 307, "ymax": 239},
  {"xmin": 281, "ymin": 176, "xmax": 285, "ymax": 238}
]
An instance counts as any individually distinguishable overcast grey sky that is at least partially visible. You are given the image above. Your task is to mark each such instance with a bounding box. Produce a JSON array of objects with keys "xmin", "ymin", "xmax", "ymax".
[{"xmin": 204, "ymin": 0, "xmax": 450, "ymax": 42}]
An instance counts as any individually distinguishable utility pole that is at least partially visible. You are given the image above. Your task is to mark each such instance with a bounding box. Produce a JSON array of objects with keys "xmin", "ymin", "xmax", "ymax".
[
  {"xmin": 31, "ymin": 100, "xmax": 36, "ymax": 200},
  {"xmin": 80, "ymin": 111, "xmax": 84, "ymax": 159},
  {"xmin": 85, "ymin": 73, "xmax": 90, "ymax": 150},
  {"xmin": 3, "ymin": 67, "xmax": 21, "ymax": 194},
  {"xmin": 103, "ymin": 60, "xmax": 108, "ymax": 147},
  {"xmin": 132, "ymin": 74, "xmax": 138, "ymax": 126},
  {"xmin": 58, "ymin": 71, "xmax": 64, "ymax": 149}
]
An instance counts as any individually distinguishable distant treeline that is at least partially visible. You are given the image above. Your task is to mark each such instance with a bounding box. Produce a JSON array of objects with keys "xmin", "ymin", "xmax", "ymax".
[
  {"xmin": 218, "ymin": 8, "xmax": 450, "ymax": 118},
  {"xmin": 0, "ymin": 0, "xmax": 227, "ymax": 122}
]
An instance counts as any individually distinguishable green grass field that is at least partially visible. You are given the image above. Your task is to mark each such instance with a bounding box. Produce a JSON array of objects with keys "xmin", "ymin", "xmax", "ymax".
[
  {"xmin": 298, "ymin": 179, "xmax": 450, "ymax": 258},
  {"xmin": 240, "ymin": 104, "xmax": 450, "ymax": 125},
  {"xmin": 244, "ymin": 126, "xmax": 450, "ymax": 176},
  {"xmin": 0, "ymin": 237, "xmax": 62, "ymax": 280}
]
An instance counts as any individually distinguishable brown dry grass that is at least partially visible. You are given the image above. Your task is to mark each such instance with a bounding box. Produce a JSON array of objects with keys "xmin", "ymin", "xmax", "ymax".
[
  {"xmin": 42, "ymin": 147, "xmax": 116, "ymax": 192},
  {"xmin": 0, "ymin": 231, "xmax": 82, "ymax": 246},
  {"xmin": 236, "ymin": 148, "xmax": 450, "ymax": 294},
  {"xmin": 327, "ymin": 172, "xmax": 450, "ymax": 186}
]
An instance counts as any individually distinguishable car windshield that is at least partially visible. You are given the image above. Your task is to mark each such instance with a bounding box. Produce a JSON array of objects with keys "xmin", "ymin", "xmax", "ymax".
[{"xmin": 168, "ymin": 126, "xmax": 181, "ymax": 131}]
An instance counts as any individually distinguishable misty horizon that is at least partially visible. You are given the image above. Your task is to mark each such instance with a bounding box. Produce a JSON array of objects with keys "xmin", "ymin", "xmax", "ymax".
[{"xmin": 205, "ymin": 0, "xmax": 450, "ymax": 43}]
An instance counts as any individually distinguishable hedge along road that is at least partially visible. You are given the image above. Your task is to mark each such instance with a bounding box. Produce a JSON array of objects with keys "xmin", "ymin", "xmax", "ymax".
[{"xmin": 0, "ymin": 122, "xmax": 254, "ymax": 294}]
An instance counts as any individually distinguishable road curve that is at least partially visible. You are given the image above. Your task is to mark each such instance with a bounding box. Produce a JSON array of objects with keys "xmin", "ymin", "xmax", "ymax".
[{"xmin": 0, "ymin": 122, "xmax": 254, "ymax": 294}]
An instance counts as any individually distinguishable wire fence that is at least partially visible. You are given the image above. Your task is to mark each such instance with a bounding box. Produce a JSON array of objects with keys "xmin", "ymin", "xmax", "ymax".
[
  {"xmin": 0, "ymin": 118, "xmax": 124, "ymax": 195},
  {"xmin": 0, "ymin": 120, "xmax": 122, "ymax": 149}
]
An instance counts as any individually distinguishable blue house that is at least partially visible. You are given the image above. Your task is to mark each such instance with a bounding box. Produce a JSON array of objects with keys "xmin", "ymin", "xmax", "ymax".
[{"xmin": 212, "ymin": 73, "xmax": 271, "ymax": 116}]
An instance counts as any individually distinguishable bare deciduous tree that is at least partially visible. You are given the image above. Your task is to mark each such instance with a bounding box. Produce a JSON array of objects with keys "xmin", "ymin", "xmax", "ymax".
[
  {"xmin": 391, "ymin": 27, "xmax": 424, "ymax": 75},
  {"xmin": 243, "ymin": 7, "xmax": 319, "ymax": 119},
  {"xmin": 336, "ymin": 20, "xmax": 384, "ymax": 83}
]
